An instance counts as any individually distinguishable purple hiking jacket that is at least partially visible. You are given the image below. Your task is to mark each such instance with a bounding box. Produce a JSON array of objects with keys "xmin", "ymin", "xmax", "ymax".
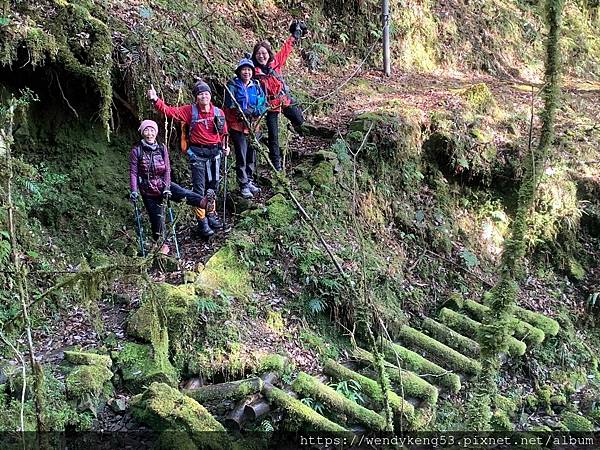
[{"xmin": 129, "ymin": 141, "xmax": 171, "ymax": 198}]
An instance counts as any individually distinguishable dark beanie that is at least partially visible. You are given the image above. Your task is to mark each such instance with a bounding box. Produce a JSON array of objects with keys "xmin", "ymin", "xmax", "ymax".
[{"xmin": 192, "ymin": 81, "xmax": 211, "ymax": 96}]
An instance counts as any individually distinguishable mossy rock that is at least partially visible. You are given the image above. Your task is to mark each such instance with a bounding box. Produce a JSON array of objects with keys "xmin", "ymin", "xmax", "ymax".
[
  {"xmin": 64, "ymin": 350, "xmax": 112, "ymax": 368},
  {"xmin": 459, "ymin": 83, "xmax": 497, "ymax": 114},
  {"xmin": 115, "ymin": 343, "xmax": 178, "ymax": 393},
  {"xmin": 196, "ymin": 244, "xmax": 252, "ymax": 299},
  {"xmin": 348, "ymin": 111, "xmax": 422, "ymax": 170},
  {"xmin": 128, "ymin": 283, "xmax": 198, "ymax": 343},
  {"xmin": 65, "ymin": 364, "xmax": 113, "ymax": 401},
  {"xmin": 560, "ymin": 411, "xmax": 594, "ymax": 431},
  {"xmin": 309, "ymin": 160, "xmax": 335, "ymax": 188},
  {"xmin": 257, "ymin": 354, "xmax": 289, "ymax": 375},
  {"xmin": 131, "ymin": 382, "xmax": 227, "ymax": 449},
  {"xmin": 265, "ymin": 194, "xmax": 297, "ymax": 227}
]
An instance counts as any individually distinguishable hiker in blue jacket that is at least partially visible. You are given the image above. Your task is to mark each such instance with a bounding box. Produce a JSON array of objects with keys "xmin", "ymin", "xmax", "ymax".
[{"xmin": 224, "ymin": 57, "xmax": 268, "ymax": 199}]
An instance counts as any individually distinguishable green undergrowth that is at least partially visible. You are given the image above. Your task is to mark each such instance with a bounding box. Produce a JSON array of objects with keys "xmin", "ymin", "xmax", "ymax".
[{"xmin": 0, "ymin": 367, "xmax": 94, "ymax": 431}]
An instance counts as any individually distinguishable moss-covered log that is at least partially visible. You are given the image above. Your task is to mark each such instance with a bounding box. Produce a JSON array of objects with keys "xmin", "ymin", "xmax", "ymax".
[
  {"xmin": 421, "ymin": 318, "xmax": 480, "ymax": 358},
  {"xmin": 351, "ymin": 348, "xmax": 438, "ymax": 405},
  {"xmin": 438, "ymin": 308, "xmax": 526, "ymax": 357},
  {"xmin": 183, "ymin": 378, "xmax": 263, "ymax": 404},
  {"xmin": 130, "ymin": 382, "xmax": 227, "ymax": 449},
  {"xmin": 263, "ymin": 384, "xmax": 347, "ymax": 432},
  {"xmin": 379, "ymin": 342, "xmax": 461, "ymax": 393},
  {"xmin": 323, "ymin": 359, "xmax": 415, "ymax": 425},
  {"xmin": 292, "ymin": 372, "xmax": 387, "ymax": 431},
  {"xmin": 513, "ymin": 307, "xmax": 559, "ymax": 336},
  {"xmin": 397, "ymin": 325, "xmax": 481, "ymax": 375},
  {"xmin": 461, "ymin": 299, "xmax": 545, "ymax": 345}
]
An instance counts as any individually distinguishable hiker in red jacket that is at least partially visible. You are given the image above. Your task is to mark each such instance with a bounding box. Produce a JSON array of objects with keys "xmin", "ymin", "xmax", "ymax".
[
  {"xmin": 148, "ymin": 81, "xmax": 230, "ymax": 237},
  {"xmin": 252, "ymin": 20, "xmax": 307, "ymax": 171},
  {"xmin": 129, "ymin": 119, "xmax": 206, "ymax": 253}
]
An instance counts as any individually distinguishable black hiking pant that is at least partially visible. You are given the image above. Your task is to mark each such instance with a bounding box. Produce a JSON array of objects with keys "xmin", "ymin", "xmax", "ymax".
[
  {"xmin": 266, "ymin": 103, "xmax": 304, "ymax": 169},
  {"xmin": 230, "ymin": 129, "xmax": 256, "ymax": 186},
  {"xmin": 189, "ymin": 145, "xmax": 222, "ymax": 197},
  {"xmin": 142, "ymin": 183, "xmax": 203, "ymax": 240}
]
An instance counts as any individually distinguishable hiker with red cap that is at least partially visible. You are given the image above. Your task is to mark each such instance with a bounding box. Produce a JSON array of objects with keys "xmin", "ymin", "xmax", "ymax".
[
  {"xmin": 129, "ymin": 120, "xmax": 206, "ymax": 254},
  {"xmin": 224, "ymin": 56, "xmax": 267, "ymax": 199},
  {"xmin": 252, "ymin": 20, "xmax": 308, "ymax": 171},
  {"xmin": 148, "ymin": 81, "xmax": 229, "ymax": 237}
]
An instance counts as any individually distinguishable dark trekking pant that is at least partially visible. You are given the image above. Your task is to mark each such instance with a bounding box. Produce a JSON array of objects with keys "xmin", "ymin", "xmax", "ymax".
[
  {"xmin": 142, "ymin": 183, "xmax": 203, "ymax": 240},
  {"xmin": 266, "ymin": 103, "xmax": 304, "ymax": 168},
  {"xmin": 231, "ymin": 129, "xmax": 256, "ymax": 186},
  {"xmin": 141, "ymin": 194, "xmax": 164, "ymax": 242},
  {"xmin": 189, "ymin": 146, "xmax": 222, "ymax": 196}
]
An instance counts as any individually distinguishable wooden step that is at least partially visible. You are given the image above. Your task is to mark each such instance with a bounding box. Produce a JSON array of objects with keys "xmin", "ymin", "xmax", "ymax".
[{"xmin": 396, "ymin": 325, "xmax": 481, "ymax": 375}]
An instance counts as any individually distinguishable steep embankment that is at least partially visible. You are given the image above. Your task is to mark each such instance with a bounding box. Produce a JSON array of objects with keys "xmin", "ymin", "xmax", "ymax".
[{"xmin": 0, "ymin": 0, "xmax": 599, "ymax": 439}]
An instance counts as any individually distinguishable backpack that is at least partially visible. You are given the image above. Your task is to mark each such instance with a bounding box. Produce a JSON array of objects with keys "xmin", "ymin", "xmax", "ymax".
[{"xmin": 180, "ymin": 104, "xmax": 226, "ymax": 153}]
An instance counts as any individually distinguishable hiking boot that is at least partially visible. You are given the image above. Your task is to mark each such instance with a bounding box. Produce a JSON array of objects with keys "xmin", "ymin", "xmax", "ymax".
[
  {"xmin": 159, "ymin": 244, "xmax": 170, "ymax": 255},
  {"xmin": 240, "ymin": 185, "xmax": 254, "ymax": 199},
  {"xmin": 207, "ymin": 213, "xmax": 223, "ymax": 230},
  {"xmin": 197, "ymin": 218, "xmax": 214, "ymax": 238},
  {"xmin": 248, "ymin": 181, "xmax": 262, "ymax": 194}
]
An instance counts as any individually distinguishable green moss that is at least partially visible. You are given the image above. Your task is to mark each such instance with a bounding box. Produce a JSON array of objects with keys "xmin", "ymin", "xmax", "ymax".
[
  {"xmin": 495, "ymin": 395, "xmax": 517, "ymax": 416},
  {"xmin": 490, "ymin": 410, "xmax": 513, "ymax": 431},
  {"xmin": 131, "ymin": 382, "xmax": 227, "ymax": 449},
  {"xmin": 323, "ymin": 359, "xmax": 415, "ymax": 425},
  {"xmin": 438, "ymin": 308, "xmax": 526, "ymax": 357},
  {"xmin": 351, "ymin": 348, "xmax": 438, "ymax": 407},
  {"xmin": 421, "ymin": 318, "xmax": 480, "ymax": 358},
  {"xmin": 64, "ymin": 351, "xmax": 112, "ymax": 368},
  {"xmin": 265, "ymin": 194, "xmax": 297, "ymax": 227},
  {"xmin": 309, "ymin": 161, "xmax": 335, "ymax": 188},
  {"xmin": 568, "ymin": 258, "xmax": 585, "ymax": 280},
  {"xmin": 196, "ymin": 244, "xmax": 252, "ymax": 298},
  {"xmin": 397, "ymin": 325, "xmax": 481, "ymax": 375},
  {"xmin": 65, "ymin": 364, "xmax": 113, "ymax": 401},
  {"xmin": 184, "ymin": 378, "xmax": 263, "ymax": 404},
  {"xmin": 257, "ymin": 354, "xmax": 288, "ymax": 375},
  {"xmin": 292, "ymin": 372, "xmax": 387, "ymax": 431},
  {"xmin": 266, "ymin": 311, "xmax": 285, "ymax": 333},
  {"xmin": 264, "ymin": 385, "xmax": 347, "ymax": 432},
  {"xmin": 459, "ymin": 83, "xmax": 497, "ymax": 115},
  {"xmin": 465, "ymin": 299, "xmax": 546, "ymax": 345},
  {"xmin": 381, "ymin": 341, "xmax": 461, "ymax": 394},
  {"xmin": 115, "ymin": 343, "xmax": 178, "ymax": 392},
  {"xmin": 561, "ymin": 411, "xmax": 594, "ymax": 432}
]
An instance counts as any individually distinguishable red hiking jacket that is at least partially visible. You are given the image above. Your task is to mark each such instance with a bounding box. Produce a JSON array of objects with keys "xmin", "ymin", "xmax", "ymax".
[
  {"xmin": 255, "ymin": 36, "xmax": 296, "ymax": 112},
  {"xmin": 154, "ymin": 99, "xmax": 228, "ymax": 146}
]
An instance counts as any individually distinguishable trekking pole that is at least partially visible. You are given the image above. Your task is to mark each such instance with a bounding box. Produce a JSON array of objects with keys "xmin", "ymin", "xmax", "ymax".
[
  {"xmin": 222, "ymin": 135, "xmax": 229, "ymax": 227},
  {"xmin": 133, "ymin": 200, "xmax": 146, "ymax": 257},
  {"xmin": 167, "ymin": 199, "xmax": 181, "ymax": 259}
]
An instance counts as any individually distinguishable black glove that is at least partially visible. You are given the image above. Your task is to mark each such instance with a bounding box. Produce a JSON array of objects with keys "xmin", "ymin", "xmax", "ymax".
[
  {"xmin": 162, "ymin": 190, "xmax": 171, "ymax": 200},
  {"xmin": 289, "ymin": 20, "xmax": 305, "ymax": 40},
  {"xmin": 130, "ymin": 191, "xmax": 139, "ymax": 202}
]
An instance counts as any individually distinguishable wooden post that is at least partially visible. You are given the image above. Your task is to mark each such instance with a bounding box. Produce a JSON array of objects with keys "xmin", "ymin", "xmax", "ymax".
[{"xmin": 383, "ymin": 0, "xmax": 391, "ymax": 76}]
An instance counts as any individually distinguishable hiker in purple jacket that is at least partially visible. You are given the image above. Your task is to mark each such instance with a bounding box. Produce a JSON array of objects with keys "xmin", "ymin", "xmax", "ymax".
[{"xmin": 129, "ymin": 119, "xmax": 204, "ymax": 254}]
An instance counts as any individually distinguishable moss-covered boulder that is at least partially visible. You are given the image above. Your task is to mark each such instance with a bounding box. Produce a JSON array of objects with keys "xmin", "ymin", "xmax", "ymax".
[
  {"xmin": 561, "ymin": 411, "xmax": 594, "ymax": 431},
  {"xmin": 64, "ymin": 352, "xmax": 114, "ymax": 414},
  {"xmin": 131, "ymin": 382, "xmax": 228, "ymax": 449},
  {"xmin": 195, "ymin": 244, "xmax": 252, "ymax": 298},
  {"xmin": 64, "ymin": 351, "xmax": 112, "ymax": 368},
  {"xmin": 115, "ymin": 343, "xmax": 178, "ymax": 393}
]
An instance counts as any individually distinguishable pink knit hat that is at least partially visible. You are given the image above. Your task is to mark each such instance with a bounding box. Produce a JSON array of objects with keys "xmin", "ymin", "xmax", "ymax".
[{"xmin": 138, "ymin": 119, "xmax": 158, "ymax": 135}]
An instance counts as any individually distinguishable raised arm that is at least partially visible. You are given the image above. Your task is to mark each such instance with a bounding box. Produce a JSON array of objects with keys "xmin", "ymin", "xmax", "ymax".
[{"xmin": 148, "ymin": 84, "xmax": 192, "ymax": 122}]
